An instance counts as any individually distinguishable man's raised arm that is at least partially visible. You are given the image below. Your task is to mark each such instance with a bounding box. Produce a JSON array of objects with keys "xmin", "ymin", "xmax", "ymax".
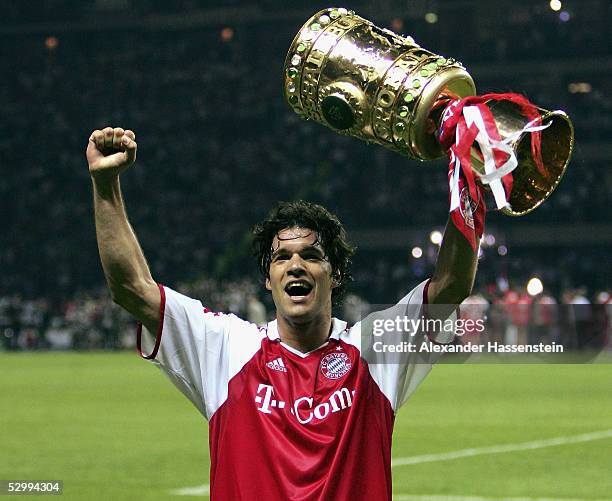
[
  {"xmin": 87, "ymin": 126, "xmax": 160, "ymax": 333},
  {"xmin": 427, "ymin": 217, "xmax": 479, "ymax": 305}
]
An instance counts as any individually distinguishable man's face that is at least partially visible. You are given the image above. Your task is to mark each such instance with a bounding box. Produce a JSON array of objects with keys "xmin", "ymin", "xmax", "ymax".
[{"xmin": 266, "ymin": 227, "xmax": 336, "ymax": 324}]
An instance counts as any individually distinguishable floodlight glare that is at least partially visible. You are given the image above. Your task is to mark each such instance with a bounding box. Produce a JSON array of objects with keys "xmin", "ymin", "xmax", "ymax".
[
  {"xmin": 429, "ymin": 230, "xmax": 443, "ymax": 245},
  {"xmin": 527, "ymin": 277, "xmax": 544, "ymax": 296}
]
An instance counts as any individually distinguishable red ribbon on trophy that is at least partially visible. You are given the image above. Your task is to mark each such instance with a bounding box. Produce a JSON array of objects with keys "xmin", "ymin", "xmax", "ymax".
[{"xmin": 438, "ymin": 93, "xmax": 551, "ymax": 250}]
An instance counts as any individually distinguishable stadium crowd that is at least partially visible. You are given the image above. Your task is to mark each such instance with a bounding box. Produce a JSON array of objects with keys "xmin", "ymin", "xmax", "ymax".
[
  {"xmin": 2, "ymin": 3, "xmax": 610, "ymax": 351},
  {"xmin": 1, "ymin": 280, "xmax": 610, "ymax": 352}
]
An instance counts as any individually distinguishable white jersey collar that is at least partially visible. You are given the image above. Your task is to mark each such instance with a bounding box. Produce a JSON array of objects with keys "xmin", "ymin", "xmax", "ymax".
[{"xmin": 266, "ymin": 317, "xmax": 348, "ymax": 345}]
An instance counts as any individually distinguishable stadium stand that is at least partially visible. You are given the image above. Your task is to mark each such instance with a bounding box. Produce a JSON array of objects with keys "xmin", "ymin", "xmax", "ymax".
[{"xmin": 1, "ymin": 0, "xmax": 610, "ymax": 349}]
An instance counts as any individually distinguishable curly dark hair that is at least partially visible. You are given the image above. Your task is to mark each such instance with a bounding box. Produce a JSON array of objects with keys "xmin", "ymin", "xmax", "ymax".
[{"xmin": 252, "ymin": 201, "xmax": 355, "ymax": 307}]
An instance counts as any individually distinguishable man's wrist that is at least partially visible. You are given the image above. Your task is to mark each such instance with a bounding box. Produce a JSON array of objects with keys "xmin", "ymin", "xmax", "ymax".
[{"xmin": 91, "ymin": 174, "xmax": 121, "ymax": 200}]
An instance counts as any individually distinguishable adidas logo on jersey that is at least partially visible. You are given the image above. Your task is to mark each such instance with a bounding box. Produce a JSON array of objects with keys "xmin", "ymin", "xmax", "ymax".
[{"xmin": 266, "ymin": 357, "xmax": 287, "ymax": 373}]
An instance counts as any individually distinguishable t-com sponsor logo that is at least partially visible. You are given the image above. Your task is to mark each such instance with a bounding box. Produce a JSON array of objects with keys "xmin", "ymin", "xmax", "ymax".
[{"xmin": 255, "ymin": 384, "xmax": 355, "ymax": 424}]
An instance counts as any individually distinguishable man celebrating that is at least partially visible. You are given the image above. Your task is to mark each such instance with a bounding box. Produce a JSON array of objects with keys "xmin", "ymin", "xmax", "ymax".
[{"xmin": 87, "ymin": 126, "xmax": 479, "ymax": 500}]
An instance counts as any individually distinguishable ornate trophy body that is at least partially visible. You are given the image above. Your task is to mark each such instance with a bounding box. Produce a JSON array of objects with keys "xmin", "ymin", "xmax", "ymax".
[{"xmin": 283, "ymin": 8, "xmax": 574, "ymax": 216}]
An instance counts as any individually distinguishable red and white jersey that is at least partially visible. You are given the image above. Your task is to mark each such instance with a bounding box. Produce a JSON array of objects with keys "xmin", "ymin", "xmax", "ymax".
[{"xmin": 138, "ymin": 280, "xmax": 452, "ymax": 500}]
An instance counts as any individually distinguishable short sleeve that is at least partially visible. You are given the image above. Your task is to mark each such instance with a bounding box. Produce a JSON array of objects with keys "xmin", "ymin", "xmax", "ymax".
[
  {"xmin": 346, "ymin": 280, "xmax": 456, "ymax": 413},
  {"xmin": 138, "ymin": 286, "xmax": 263, "ymax": 420}
]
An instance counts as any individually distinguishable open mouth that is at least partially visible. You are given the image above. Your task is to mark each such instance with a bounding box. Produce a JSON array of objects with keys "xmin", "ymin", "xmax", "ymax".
[{"xmin": 284, "ymin": 280, "xmax": 313, "ymax": 301}]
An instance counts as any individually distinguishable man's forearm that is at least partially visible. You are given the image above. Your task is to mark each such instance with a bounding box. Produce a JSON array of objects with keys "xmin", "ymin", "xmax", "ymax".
[
  {"xmin": 93, "ymin": 176, "xmax": 159, "ymax": 326},
  {"xmin": 428, "ymin": 218, "xmax": 478, "ymax": 305}
]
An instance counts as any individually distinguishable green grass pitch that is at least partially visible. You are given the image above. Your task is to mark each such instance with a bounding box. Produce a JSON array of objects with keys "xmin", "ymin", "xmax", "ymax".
[{"xmin": 1, "ymin": 352, "xmax": 611, "ymax": 500}]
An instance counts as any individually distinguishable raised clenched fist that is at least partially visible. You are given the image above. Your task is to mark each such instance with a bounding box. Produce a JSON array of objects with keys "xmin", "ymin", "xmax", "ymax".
[{"xmin": 87, "ymin": 127, "xmax": 137, "ymax": 179}]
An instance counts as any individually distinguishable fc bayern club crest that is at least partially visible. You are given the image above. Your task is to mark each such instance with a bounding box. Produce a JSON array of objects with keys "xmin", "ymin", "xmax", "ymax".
[
  {"xmin": 320, "ymin": 352, "xmax": 352, "ymax": 380},
  {"xmin": 459, "ymin": 187, "xmax": 480, "ymax": 229}
]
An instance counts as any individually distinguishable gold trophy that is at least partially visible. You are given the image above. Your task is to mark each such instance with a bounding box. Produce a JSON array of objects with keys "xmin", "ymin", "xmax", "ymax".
[{"xmin": 283, "ymin": 7, "xmax": 574, "ymax": 216}]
